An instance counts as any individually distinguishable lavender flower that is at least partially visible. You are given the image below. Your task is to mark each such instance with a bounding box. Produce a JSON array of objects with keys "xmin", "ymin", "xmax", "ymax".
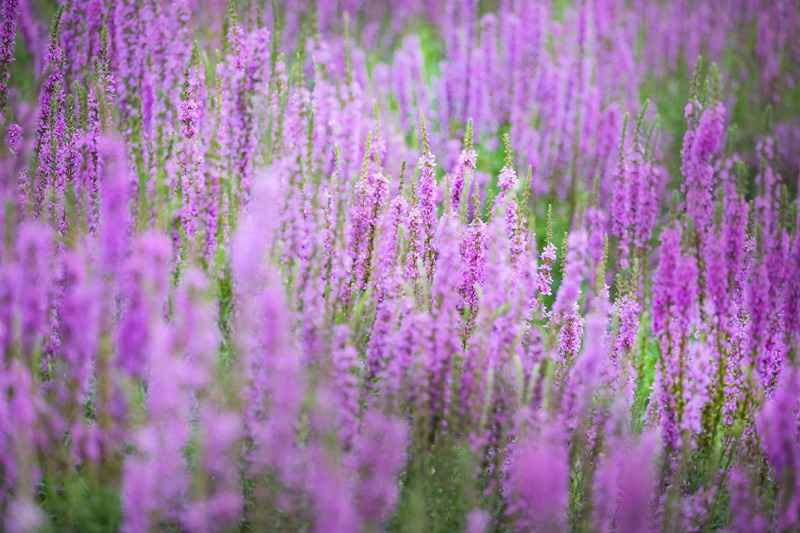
[
  {"xmin": 450, "ymin": 120, "xmax": 477, "ymax": 213},
  {"xmin": 1, "ymin": 3, "xmax": 799, "ymax": 532},
  {"xmin": 506, "ymin": 425, "xmax": 569, "ymax": 531},
  {"xmin": 757, "ymin": 367, "xmax": 800, "ymax": 529},
  {"xmin": 348, "ymin": 411, "xmax": 408, "ymax": 526},
  {"xmin": 0, "ymin": 0, "xmax": 20, "ymax": 113},
  {"xmin": 651, "ymin": 222, "xmax": 700, "ymax": 451},
  {"xmin": 116, "ymin": 231, "xmax": 171, "ymax": 378},
  {"xmin": 417, "ymin": 110, "xmax": 439, "ymax": 280},
  {"xmin": 5, "ymin": 122, "xmax": 21, "ymax": 153},
  {"xmin": 681, "ymin": 100, "xmax": 724, "ymax": 231},
  {"xmin": 13, "ymin": 222, "xmax": 53, "ymax": 359}
]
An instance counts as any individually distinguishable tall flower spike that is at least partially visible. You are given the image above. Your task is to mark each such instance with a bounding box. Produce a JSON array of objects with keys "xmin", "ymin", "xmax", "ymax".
[
  {"xmin": 506, "ymin": 424, "xmax": 569, "ymax": 531},
  {"xmin": 13, "ymin": 222, "xmax": 54, "ymax": 360},
  {"xmin": 0, "ymin": 0, "xmax": 20, "ymax": 114},
  {"xmin": 347, "ymin": 411, "xmax": 408, "ymax": 528},
  {"xmin": 5, "ymin": 122, "xmax": 21, "ymax": 154},
  {"xmin": 333, "ymin": 325, "xmax": 361, "ymax": 450},
  {"xmin": 451, "ymin": 119, "xmax": 477, "ymax": 214},
  {"xmin": 498, "ymin": 132, "xmax": 517, "ymax": 193},
  {"xmin": 651, "ymin": 223, "xmax": 698, "ymax": 451},
  {"xmin": 537, "ymin": 205, "xmax": 557, "ymax": 297},
  {"xmin": 681, "ymin": 83, "xmax": 724, "ymax": 232},
  {"xmin": 417, "ymin": 109, "xmax": 438, "ymax": 281}
]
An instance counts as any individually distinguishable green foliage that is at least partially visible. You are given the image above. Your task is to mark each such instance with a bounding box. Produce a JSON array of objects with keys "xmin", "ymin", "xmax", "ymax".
[
  {"xmin": 390, "ymin": 440, "xmax": 485, "ymax": 533},
  {"xmin": 39, "ymin": 474, "xmax": 122, "ymax": 533}
]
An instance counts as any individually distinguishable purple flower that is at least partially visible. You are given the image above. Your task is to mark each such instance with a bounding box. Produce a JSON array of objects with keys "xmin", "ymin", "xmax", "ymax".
[
  {"xmin": 0, "ymin": 0, "xmax": 20, "ymax": 112},
  {"xmin": 459, "ymin": 217, "xmax": 487, "ymax": 337},
  {"xmin": 417, "ymin": 150, "xmax": 438, "ymax": 278},
  {"xmin": 13, "ymin": 222, "xmax": 53, "ymax": 359},
  {"xmin": 612, "ymin": 294, "xmax": 641, "ymax": 400},
  {"xmin": 498, "ymin": 164, "xmax": 517, "ymax": 193},
  {"xmin": 347, "ymin": 411, "xmax": 408, "ymax": 526},
  {"xmin": 56, "ymin": 250, "xmax": 99, "ymax": 408},
  {"xmin": 334, "ymin": 325, "xmax": 361, "ymax": 450},
  {"xmin": 594, "ymin": 413, "xmax": 660, "ymax": 533},
  {"xmin": 726, "ymin": 466, "xmax": 768, "ymax": 533},
  {"xmin": 116, "ymin": 231, "xmax": 171, "ymax": 378},
  {"xmin": 506, "ymin": 425, "xmax": 569, "ymax": 531},
  {"xmin": 308, "ymin": 443, "xmax": 359, "ymax": 533},
  {"xmin": 681, "ymin": 101, "xmax": 724, "ymax": 230},
  {"xmin": 5, "ymin": 122, "xmax": 21, "ymax": 153},
  {"xmin": 651, "ymin": 222, "xmax": 698, "ymax": 451},
  {"xmin": 537, "ymin": 242, "xmax": 557, "ymax": 295},
  {"xmin": 347, "ymin": 167, "xmax": 389, "ymax": 301},
  {"xmin": 465, "ymin": 509, "xmax": 490, "ymax": 533},
  {"xmin": 612, "ymin": 118, "xmax": 661, "ymax": 268},
  {"xmin": 757, "ymin": 367, "xmax": 800, "ymax": 529},
  {"xmin": 450, "ymin": 144, "xmax": 477, "ymax": 213}
]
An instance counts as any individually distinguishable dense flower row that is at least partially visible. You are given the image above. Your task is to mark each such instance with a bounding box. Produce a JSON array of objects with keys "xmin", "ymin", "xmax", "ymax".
[{"xmin": 0, "ymin": 0, "xmax": 799, "ymax": 531}]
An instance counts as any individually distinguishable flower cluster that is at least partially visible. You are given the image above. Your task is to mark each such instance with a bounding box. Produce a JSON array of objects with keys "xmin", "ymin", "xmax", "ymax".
[{"xmin": 0, "ymin": 1, "xmax": 799, "ymax": 531}]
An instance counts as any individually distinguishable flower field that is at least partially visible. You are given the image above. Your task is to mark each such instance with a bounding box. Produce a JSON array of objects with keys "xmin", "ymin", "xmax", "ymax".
[{"xmin": 1, "ymin": 0, "xmax": 800, "ymax": 531}]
